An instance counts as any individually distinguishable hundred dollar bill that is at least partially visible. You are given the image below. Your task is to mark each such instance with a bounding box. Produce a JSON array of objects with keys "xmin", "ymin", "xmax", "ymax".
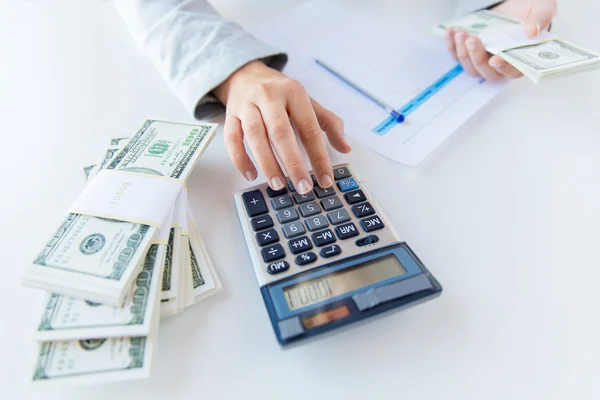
[
  {"xmin": 24, "ymin": 120, "xmax": 218, "ymax": 306},
  {"xmin": 432, "ymin": 10, "xmax": 520, "ymax": 36},
  {"xmin": 110, "ymin": 137, "xmax": 130, "ymax": 146},
  {"xmin": 32, "ymin": 335, "xmax": 155, "ymax": 385},
  {"xmin": 82, "ymin": 165, "xmax": 96, "ymax": 181},
  {"xmin": 188, "ymin": 210, "xmax": 222, "ymax": 303},
  {"xmin": 33, "ymin": 244, "xmax": 165, "ymax": 341}
]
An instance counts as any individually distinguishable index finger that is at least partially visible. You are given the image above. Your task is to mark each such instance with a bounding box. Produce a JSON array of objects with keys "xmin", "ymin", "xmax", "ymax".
[{"xmin": 287, "ymin": 83, "xmax": 334, "ymax": 188}]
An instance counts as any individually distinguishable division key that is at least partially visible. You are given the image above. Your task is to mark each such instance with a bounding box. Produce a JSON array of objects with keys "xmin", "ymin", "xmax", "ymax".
[{"xmin": 242, "ymin": 189, "xmax": 268, "ymax": 217}]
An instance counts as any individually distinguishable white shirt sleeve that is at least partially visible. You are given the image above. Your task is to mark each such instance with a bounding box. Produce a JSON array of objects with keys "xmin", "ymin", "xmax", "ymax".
[
  {"xmin": 456, "ymin": 0, "xmax": 504, "ymax": 15},
  {"xmin": 112, "ymin": 0, "xmax": 288, "ymax": 120}
]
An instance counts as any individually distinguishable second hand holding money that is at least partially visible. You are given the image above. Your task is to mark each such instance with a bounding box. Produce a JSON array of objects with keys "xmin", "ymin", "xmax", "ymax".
[{"xmin": 446, "ymin": 0, "xmax": 558, "ymax": 81}]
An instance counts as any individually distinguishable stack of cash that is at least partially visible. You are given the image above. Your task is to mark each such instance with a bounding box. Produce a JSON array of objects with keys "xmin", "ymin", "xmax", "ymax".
[
  {"xmin": 433, "ymin": 10, "xmax": 600, "ymax": 83},
  {"xmin": 24, "ymin": 120, "xmax": 223, "ymax": 385}
]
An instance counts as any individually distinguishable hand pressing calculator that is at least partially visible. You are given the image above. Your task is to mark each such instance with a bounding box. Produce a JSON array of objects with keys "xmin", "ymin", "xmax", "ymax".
[{"xmin": 233, "ymin": 164, "xmax": 442, "ymax": 346}]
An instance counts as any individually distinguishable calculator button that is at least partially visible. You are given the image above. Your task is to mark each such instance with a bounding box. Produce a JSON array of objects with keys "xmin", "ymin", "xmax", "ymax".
[
  {"xmin": 299, "ymin": 201, "xmax": 321, "ymax": 218},
  {"xmin": 337, "ymin": 177, "xmax": 359, "ymax": 192},
  {"xmin": 327, "ymin": 208, "xmax": 351, "ymax": 225},
  {"xmin": 295, "ymin": 252, "xmax": 317, "ymax": 266},
  {"xmin": 256, "ymin": 228, "xmax": 279, "ymax": 247},
  {"xmin": 262, "ymin": 244, "xmax": 286, "ymax": 262},
  {"xmin": 266, "ymin": 186, "xmax": 288, "ymax": 198},
  {"xmin": 266, "ymin": 260, "xmax": 289, "ymax": 275},
  {"xmin": 320, "ymin": 195, "xmax": 343, "ymax": 211},
  {"xmin": 288, "ymin": 236, "xmax": 313, "ymax": 254},
  {"xmin": 335, "ymin": 222, "xmax": 359, "ymax": 240},
  {"xmin": 251, "ymin": 215, "xmax": 274, "ymax": 231},
  {"xmin": 314, "ymin": 186, "xmax": 336, "ymax": 198},
  {"xmin": 282, "ymin": 221, "xmax": 306, "ymax": 239},
  {"xmin": 271, "ymin": 195, "xmax": 293, "ymax": 210},
  {"xmin": 292, "ymin": 191, "xmax": 315, "ymax": 204},
  {"xmin": 310, "ymin": 174, "xmax": 319, "ymax": 187},
  {"xmin": 276, "ymin": 207, "xmax": 299, "ymax": 224},
  {"xmin": 306, "ymin": 215, "xmax": 329, "ymax": 232},
  {"xmin": 355, "ymin": 235, "xmax": 379, "ymax": 247},
  {"xmin": 351, "ymin": 201, "xmax": 375, "ymax": 218},
  {"xmin": 287, "ymin": 178, "xmax": 296, "ymax": 192},
  {"xmin": 242, "ymin": 189, "xmax": 268, "ymax": 217},
  {"xmin": 344, "ymin": 189, "xmax": 367, "ymax": 205},
  {"xmin": 360, "ymin": 215, "xmax": 385, "ymax": 232},
  {"xmin": 320, "ymin": 244, "xmax": 341, "ymax": 258},
  {"xmin": 311, "ymin": 229, "xmax": 336, "ymax": 246},
  {"xmin": 333, "ymin": 166, "xmax": 351, "ymax": 180}
]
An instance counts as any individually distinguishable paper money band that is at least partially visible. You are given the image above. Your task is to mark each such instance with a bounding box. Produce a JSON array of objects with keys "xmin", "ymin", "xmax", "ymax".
[
  {"xmin": 69, "ymin": 169, "xmax": 184, "ymax": 228},
  {"xmin": 478, "ymin": 27, "xmax": 557, "ymax": 54}
]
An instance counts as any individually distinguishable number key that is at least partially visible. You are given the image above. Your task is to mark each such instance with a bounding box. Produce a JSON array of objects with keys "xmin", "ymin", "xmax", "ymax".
[
  {"xmin": 327, "ymin": 208, "xmax": 351, "ymax": 225},
  {"xmin": 271, "ymin": 195, "xmax": 293, "ymax": 210},
  {"xmin": 299, "ymin": 201, "xmax": 321, "ymax": 217},
  {"xmin": 292, "ymin": 191, "xmax": 315, "ymax": 204},
  {"xmin": 333, "ymin": 166, "xmax": 351, "ymax": 180},
  {"xmin": 320, "ymin": 195, "xmax": 343, "ymax": 211},
  {"xmin": 305, "ymin": 215, "xmax": 329, "ymax": 232},
  {"xmin": 314, "ymin": 186, "xmax": 336, "ymax": 198},
  {"xmin": 282, "ymin": 221, "xmax": 306, "ymax": 239},
  {"xmin": 276, "ymin": 207, "xmax": 299, "ymax": 224}
]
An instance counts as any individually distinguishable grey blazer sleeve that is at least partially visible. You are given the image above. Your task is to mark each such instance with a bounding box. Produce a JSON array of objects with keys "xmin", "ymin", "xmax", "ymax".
[
  {"xmin": 455, "ymin": 0, "xmax": 504, "ymax": 15},
  {"xmin": 113, "ymin": 0, "xmax": 288, "ymax": 120}
]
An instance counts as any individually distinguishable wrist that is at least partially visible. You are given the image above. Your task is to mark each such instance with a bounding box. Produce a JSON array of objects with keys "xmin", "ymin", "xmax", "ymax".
[{"xmin": 213, "ymin": 60, "xmax": 268, "ymax": 105}]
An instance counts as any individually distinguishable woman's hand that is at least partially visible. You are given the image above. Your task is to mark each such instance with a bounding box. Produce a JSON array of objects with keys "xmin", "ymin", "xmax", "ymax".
[
  {"xmin": 213, "ymin": 60, "xmax": 352, "ymax": 194},
  {"xmin": 445, "ymin": 0, "xmax": 558, "ymax": 81}
]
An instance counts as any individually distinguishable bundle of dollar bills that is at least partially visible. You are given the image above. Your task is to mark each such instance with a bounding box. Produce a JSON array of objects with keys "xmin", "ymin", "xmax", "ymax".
[
  {"xmin": 24, "ymin": 120, "xmax": 223, "ymax": 385},
  {"xmin": 433, "ymin": 10, "xmax": 600, "ymax": 83}
]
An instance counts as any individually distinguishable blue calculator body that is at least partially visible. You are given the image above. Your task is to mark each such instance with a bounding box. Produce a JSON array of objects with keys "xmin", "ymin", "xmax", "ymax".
[{"xmin": 233, "ymin": 164, "xmax": 442, "ymax": 346}]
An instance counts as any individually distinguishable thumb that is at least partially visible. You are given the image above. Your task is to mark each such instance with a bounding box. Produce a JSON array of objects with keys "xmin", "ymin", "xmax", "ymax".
[{"xmin": 524, "ymin": 1, "xmax": 557, "ymax": 38}]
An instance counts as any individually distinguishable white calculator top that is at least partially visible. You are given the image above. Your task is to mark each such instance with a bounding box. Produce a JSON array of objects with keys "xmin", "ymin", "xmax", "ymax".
[{"xmin": 233, "ymin": 163, "xmax": 442, "ymax": 346}]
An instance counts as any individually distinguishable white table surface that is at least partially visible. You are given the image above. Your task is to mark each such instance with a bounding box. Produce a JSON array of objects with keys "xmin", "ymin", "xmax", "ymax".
[{"xmin": 1, "ymin": 0, "xmax": 599, "ymax": 399}]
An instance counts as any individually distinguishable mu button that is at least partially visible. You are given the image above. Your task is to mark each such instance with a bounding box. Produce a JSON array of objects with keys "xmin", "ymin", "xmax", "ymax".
[{"xmin": 266, "ymin": 260, "xmax": 290, "ymax": 275}]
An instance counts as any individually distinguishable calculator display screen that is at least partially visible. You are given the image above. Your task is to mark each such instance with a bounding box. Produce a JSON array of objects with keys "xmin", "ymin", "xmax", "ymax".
[{"xmin": 283, "ymin": 255, "xmax": 407, "ymax": 311}]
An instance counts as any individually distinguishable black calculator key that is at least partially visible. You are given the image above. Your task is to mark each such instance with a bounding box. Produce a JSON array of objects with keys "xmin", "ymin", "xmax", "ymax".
[
  {"xmin": 251, "ymin": 215, "xmax": 273, "ymax": 231},
  {"xmin": 288, "ymin": 236, "xmax": 313, "ymax": 254},
  {"xmin": 321, "ymin": 195, "xmax": 343, "ymax": 211},
  {"xmin": 295, "ymin": 252, "xmax": 317, "ymax": 266},
  {"xmin": 344, "ymin": 189, "xmax": 366, "ymax": 205},
  {"xmin": 242, "ymin": 189, "xmax": 268, "ymax": 217},
  {"xmin": 256, "ymin": 228, "xmax": 279, "ymax": 246},
  {"xmin": 355, "ymin": 235, "xmax": 379, "ymax": 247},
  {"xmin": 266, "ymin": 186, "xmax": 288, "ymax": 198},
  {"xmin": 282, "ymin": 221, "xmax": 306, "ymax": 238},
  {"xmin": 262, "ymin": 244, "xmax": 285, "ymax": 262},
  {"xmin": 299, "ymin": 201, "xmax": 321, "ymax": 217},
  {"xmin": 337, "ymin": 177, "xmax": 359, "ymax": 192},
  {"xmin": 320, "ymin": 244, "xmax": 341, "ymax": 258},
  {"xmin": 310, "ymin": 174, "xmax": 319, "ymax": 186},
  {"xmin": 335, "ymin": 222, "xmax": 359, "ymax": 240},
  {"xmin": 360, "ymin": 215, "xmax": 385, "ymax": 232},
  {"xmin": 267, "ymin": 260, "xmax": 289, "ymax": 275},
  {"xmin": 287, "ymin": 178, "xmax": 296, "ymax": 192},
  {"xmin": 312, "ymin": 229, "xmax": 336, "ymax": 246},
  {"xmin": 327, "ymin": 208, "xmax": 351, "ymax": 225},
  {"xmin": 271, "ymin": 195, "xmax": 293, "ymax": 210},
  {"xmin": 305, "ymin": 215, "xmax": 329, "ymax": 232},
  {"xmin": 351, "ymin": 201, "xmax": 375, "ymax": 218},
  {"xmin": 276, "ymin": 207, "xmax": 299, "ymax": 224},
  {"xmin": 314, "ymin": 186, "xmax": 336, "ymax": 198},
  {"xmin": 293, "ymin": 191, "xmax": 315, "ymax": 204},
  {"xmin": 333, "ymin": 166, "xmax": 351, "ymax": 180}
]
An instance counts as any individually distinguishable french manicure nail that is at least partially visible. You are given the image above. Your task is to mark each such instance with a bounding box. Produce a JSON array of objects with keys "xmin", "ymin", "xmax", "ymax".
[
  {"xmin": 490, "ymin": 58, "xmax": 503, "ymax": 69},
  {"xmin": 535, "ymin": 22, "xmax": 542, "ymax": 36},
  {"xmin": 455, "ymin": 32, "xmax": 465, "ymax": 44},
  {"xmin": 271, "ymin": 176, "xmax": 284, "ymax": 190},
  {"xmin": 466, "ymin": 37, "xmax": 477, "ymax": 51},
  {"xmin": 320, "ymin": 174, "xmax": 333, "ymax": 188},
  {"xmin": 244, "ymin": 170, "xmax": 256, "ymax": 181},
  {"xmin": 297, "ymin": 178, "xmax": 312, "ymax": 194}
]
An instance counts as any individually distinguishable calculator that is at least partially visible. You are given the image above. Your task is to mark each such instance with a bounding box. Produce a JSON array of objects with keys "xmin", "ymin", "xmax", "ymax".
[{"xmin": 233, "ymin": 164, "xmax": 442, "ymax": 346}]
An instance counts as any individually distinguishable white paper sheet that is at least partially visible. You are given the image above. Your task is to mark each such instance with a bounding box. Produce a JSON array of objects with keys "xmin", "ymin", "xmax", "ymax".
[{"xmin": 248, "ymin": 0, "xmax": 507, "ymax": 165}]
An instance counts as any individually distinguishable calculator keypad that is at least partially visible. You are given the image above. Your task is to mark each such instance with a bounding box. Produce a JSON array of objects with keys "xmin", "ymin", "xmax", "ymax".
[{"xmin": 240, "ymin": 164, "xmax": 394, "ymax": 280}]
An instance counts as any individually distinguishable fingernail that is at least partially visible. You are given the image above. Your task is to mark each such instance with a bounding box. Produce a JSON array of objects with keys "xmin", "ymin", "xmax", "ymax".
[
  {"xmin": 320, "ymin": 174, "xmax": 333, "ymax": 188},
  {"xmin": 466, "ymin": 37, "xmax": 477, "ymax": 51},
  {"xmin": 535, "ymin": 22, "xmax": 542, "ymax": 36},
  {"xmin": 455, "ymin": 32, "xmax": 465, "ymax": 44},
  {"xmin": 244, "ymin": 170, "xmax": 256, "ymax": 181},
  {"xmin": 490, "ymin": 58, "xmax": 504, "ymax": 69},
  {"xmin": 297, "ymin": 178, "xmax": 312, "ymax": 194},
  {"xmin": 270, "ymin": 176, "xmax": 284, "ymax": 190}
]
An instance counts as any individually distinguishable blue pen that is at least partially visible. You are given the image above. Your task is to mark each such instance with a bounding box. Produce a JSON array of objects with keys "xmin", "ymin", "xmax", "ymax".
[{"xmin": 314, "ymin": 58, "xmax": 404, "ymax": 123}]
